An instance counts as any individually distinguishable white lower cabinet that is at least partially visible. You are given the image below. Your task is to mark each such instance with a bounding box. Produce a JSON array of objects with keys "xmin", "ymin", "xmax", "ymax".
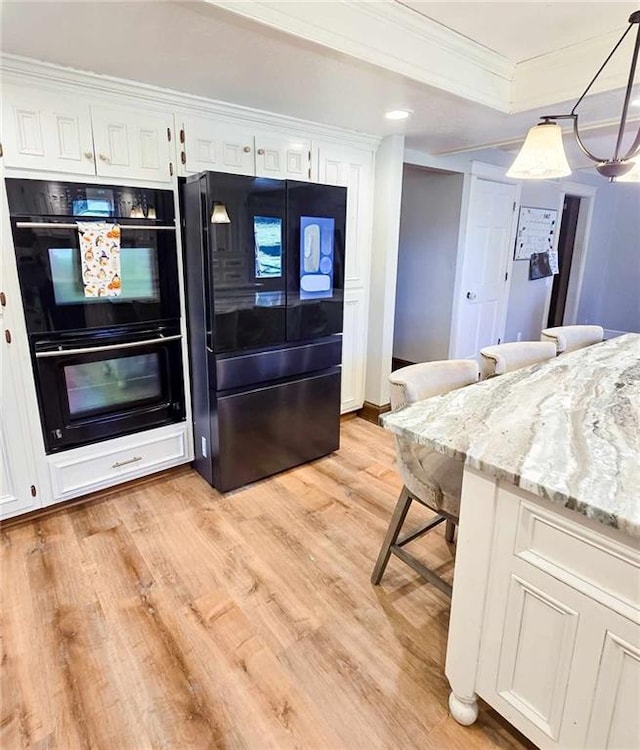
[
  {"xmin": 341, "ymin": 289, "xmax": 367, "ymax": 413},
  {"xmin": 48, "ymin": 423, "xmax": 189, "ymax": 502},
  {"xmin": 472, "ymin": 486, "xmax": 640, "ymax": 749},
  {"xmin": 0, "ymin": 363, "xmax": 40, "ymax": 519}
]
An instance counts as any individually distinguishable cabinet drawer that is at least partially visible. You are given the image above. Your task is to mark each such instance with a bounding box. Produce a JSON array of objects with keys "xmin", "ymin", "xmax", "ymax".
[
  {"xmin": 515, "ymin": 499, "xmax": 640, "ymax": 616},
  {"xmin": 49, "ymin": 426, "xmax": 188, "ymax": 501}
]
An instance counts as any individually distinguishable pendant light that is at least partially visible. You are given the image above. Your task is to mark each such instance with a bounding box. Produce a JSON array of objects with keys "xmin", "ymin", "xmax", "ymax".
[{"xmin": 508, "ymin": 10, "xmax": 640, "ymax": 181}]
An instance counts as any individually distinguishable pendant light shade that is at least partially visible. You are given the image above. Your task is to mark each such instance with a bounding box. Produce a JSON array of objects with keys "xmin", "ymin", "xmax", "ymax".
[
  {"xmin": 506, "ymin": 11, "xmax": 640, "ymax": 182},
  {"xmin": 615, "ymin": 156, "xmax": 640, "ymax": 182},
  {"xmin": 507, "ymin": 122, "xmax": 572, "ymax": 179},
  {"xmin": 210, "ymin": 202, "xmax": 231, "ymax": 224}
]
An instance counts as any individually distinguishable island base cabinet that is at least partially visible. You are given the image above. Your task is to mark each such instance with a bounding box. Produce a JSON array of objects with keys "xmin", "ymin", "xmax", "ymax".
[{"xmin": 446, "ymin": 469, "xmax": 640, "ymax": 750}]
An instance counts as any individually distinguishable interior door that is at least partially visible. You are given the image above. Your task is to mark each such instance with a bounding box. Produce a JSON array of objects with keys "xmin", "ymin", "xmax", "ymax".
[{"xmin": 450, "ymin": 177, "xmax": 519, "ymax": 359}]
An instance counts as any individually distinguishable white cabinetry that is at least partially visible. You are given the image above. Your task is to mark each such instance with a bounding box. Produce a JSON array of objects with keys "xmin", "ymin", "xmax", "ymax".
[
  {"xmin": 180, "ymin": 115, "xmax": 255, "ymax": 176},
  {"xmin": 254, "ymin": 133, "xmax": 311, "ymax": 180},
  {"xmin": 447, "ymin": 468, "xmax": 640, "ymax": 750},
  {"xmin": 0, "ymin": 185, "xmax": 42, "ymax": 520},
  {"xmin": 47, "ymin": 424, "xmax": 189, "ymax": 502},
  {"xmin": 1, "ymin": 87, "xmax": 175, "ymax": 182},
  {"xmin": 317, "ymin": 144, "xmax": 374, "ymax": 412},
  {"xmin": 91, "ymin": 106, "xmax": 174, "ymax": 182},
  {"xmin": 2, "ymin": 85, "xmax": 95, "ymax": 175},
  {"xmin": 178, "ymin": 116, "xmax": 312, "ymax": 179}
]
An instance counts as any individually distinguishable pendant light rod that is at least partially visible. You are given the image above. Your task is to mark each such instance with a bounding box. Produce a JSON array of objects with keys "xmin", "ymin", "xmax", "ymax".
[{"xmin": 613, "ymin": 11, "xmax": 640, "ymax": 160}]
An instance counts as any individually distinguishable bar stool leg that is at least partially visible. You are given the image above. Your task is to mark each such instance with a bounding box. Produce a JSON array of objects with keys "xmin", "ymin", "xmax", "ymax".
[
  {"xmin": 371, "ymin": 486, "xmax": 413, "ymax": 585},
  {"xmin": 445, "ymin": 519, "xmax": 456, "ymax": 543}
]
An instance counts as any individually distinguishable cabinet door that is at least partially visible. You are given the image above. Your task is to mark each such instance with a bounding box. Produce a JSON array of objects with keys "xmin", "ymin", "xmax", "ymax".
[
  {"xmin": 255, "ymin": 133, "xmax": 311, "ymax": 180},
  {"xmin": 317, "ymin": 144, "xmax": 374, "ymax": 288},
  {"xmin": 340, "ymin": 289, "xmax": 367, "ymax": 413},
  {"xmin": 1, "ymin": 188, "xmax": 41, "ymax": 520},
  {"xmin": 317, "ymin": 143, "xmax": 374, "ymax": 412},
  {"xmin": 91, "ymin": 105, "xmax": 174, "ymax": 182},
  {"xmin": 181, "ymin": 116, "xmax": 255, "ymax": 176},
  {"xmin": 2, "ymin": 85, "xmax": 95, "ymax": 175}
]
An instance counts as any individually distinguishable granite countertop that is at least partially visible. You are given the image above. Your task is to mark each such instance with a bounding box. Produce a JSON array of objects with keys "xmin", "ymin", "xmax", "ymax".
[{"xmin": 381, "ymin": 334, "xmax": 640, "ymax": 537}]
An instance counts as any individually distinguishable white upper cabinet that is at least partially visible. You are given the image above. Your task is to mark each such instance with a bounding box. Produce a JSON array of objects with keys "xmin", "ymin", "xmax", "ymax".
[
  {"xmin": 255, "ymin": 133, "xmax": 311, "ymax": 180},
  {"xmin": 91, "ymin": 105, "xmax": 175, "ymax": 182},
  {"xmin": 2, "ymin": 85, "xmax": 95, "ymax": 175},
  {"xmin": 180, "ymin": 116, "xmax": 255, "ymax": 176},
  {"xmin": 317, "ymin": 144, "xmax": 374, "ymax": 288}
]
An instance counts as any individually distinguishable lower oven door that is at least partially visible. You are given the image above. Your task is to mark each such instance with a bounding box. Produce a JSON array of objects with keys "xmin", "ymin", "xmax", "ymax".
[{"xmin": 34, "ymin": 331, "xmax": 186, "ymax": 453}]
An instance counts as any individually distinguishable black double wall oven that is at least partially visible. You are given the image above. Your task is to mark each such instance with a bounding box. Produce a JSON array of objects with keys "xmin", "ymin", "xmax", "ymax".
[{"xmin": 6, "ymin": 179, "xmax": 186, "ymax": 453}]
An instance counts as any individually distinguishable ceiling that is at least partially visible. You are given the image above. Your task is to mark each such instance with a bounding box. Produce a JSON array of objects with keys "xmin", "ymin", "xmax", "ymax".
[
  {"xmin": 1, "ymin": 0, "xmax": 638, "ymax": 166},
  {"xmin": 400, "ymin": 1, "xmax": 636, "ymax": 62}
]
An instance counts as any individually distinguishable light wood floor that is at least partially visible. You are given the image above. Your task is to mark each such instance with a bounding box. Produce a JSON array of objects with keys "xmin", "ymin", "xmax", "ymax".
[{"xmin": 1, "ymin": 418, "xmax": 534, "ymax": 750}]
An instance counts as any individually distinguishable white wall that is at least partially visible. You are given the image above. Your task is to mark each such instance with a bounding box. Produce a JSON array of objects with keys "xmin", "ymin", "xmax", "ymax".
[
  {"xmin": 577, "ymin": 182, "xmax": 640, "ymax": 333},
  {"xmin": 364, "ymin": 134, "xmax": 405, "ymax": 406},
  {"xmin": 503, "ymin": 180, "xmax": 560, "ymax": 342},
  {"xmin": 393, "ymin": 165, "xmax": 464, "ymax": 363},
  {"xmin": 405, "ymin": 145, "xmax": 639, "ymax": 344}
]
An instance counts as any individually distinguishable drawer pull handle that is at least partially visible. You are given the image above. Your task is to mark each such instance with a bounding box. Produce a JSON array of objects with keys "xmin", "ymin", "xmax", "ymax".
[{"xmin": 112, "ymin": 455, "xmax": 142, "ymax": 468}]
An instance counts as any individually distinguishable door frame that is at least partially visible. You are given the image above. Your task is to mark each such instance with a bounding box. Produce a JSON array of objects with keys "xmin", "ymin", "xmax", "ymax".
[
  {"xmin": 542, "ymin": 181, "xmax": 597, "ymax": 327},
  {"xmin": 448, "ymin": 161, "xmax": 521, "ymax": 358}
]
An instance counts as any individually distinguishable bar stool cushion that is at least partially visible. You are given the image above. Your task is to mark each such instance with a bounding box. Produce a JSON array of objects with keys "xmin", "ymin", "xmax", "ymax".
[
  {"xmin": 480, "ymin": 341, "xmax": 557, "ymax": 379},
  {"xmin": 541, "ymin": 325, "xmax": 604, "ymax": 354}
]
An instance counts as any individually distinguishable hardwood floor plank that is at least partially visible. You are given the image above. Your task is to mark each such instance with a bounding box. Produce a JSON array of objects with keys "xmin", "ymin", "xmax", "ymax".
[{"xmin": 0, "ymin": 419, "xmax": 532, "ymax": 750}]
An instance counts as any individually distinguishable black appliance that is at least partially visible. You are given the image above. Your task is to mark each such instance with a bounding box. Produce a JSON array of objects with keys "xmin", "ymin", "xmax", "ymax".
[
  {"xmin": 6, "ymin": 179, "xmax": 186, "ymax": 453},
  {"xmin": 182, "ymin": 171, "xmax": 346, "ymax": 491}
]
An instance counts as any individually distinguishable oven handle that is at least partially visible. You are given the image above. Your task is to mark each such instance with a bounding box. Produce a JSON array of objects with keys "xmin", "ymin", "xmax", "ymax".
[
  {"xmin": 15, "ymin": 222, "xmax": 175, "ymax": 230},
  {"xmin": 35, "ymin": 334, "xmax": 182, "ymax": 358}
]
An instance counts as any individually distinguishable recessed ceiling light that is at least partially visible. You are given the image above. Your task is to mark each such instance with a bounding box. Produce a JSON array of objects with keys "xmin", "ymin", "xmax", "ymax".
[{"xmin": 385, "ymin": 109, "xmax": 412, "ymax": 121}]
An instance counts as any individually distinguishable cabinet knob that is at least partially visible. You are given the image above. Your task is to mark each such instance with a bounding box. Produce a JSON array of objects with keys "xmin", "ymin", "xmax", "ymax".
[
  {"xmin": 466, "ymin": 291, "xmax": 477, "ymax": 300},
  {"xmin": 0, "ymin": 291, "xmax": 6, "ymax": 307},
  {"xmin": 257, "ymin": 148, "xmax": 265, "ymax": 155},
  {"xmin": 98, "ymin": 153, "xmax": 111, "ymax": 163},
  {"xmin": 84, "ymin": 151, "xmax": 94, "ymax": 161},
  {"xmin": 243, "ymin": 146, "xmax": 251, "ymax": 153}
]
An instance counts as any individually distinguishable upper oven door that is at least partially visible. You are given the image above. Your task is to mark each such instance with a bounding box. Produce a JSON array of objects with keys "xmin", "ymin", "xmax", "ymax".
[{"xmin": 6, "ymin": 179, "xmax": 180, "ymax": 336}]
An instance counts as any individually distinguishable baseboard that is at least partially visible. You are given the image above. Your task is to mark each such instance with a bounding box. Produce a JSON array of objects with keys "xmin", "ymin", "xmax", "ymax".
[{"xmin": 358, "ymin": 401, "xmax": 391, "ymax": 425}]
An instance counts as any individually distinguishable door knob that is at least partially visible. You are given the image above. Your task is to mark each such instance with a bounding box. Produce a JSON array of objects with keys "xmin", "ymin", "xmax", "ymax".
[
  {"xmin": 84, "ymin": 151, "xmax": 94, "ymax": 160},
  {"xmin": 243, "ymin": 146, "xmax": 251, "ymax": 153},
  {"xmin": 466, "ymin": 291, "xmax": 477, "ymax": 300}
]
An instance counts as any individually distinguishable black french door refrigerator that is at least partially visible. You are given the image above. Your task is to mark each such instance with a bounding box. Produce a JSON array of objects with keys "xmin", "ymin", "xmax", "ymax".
[{"xmin": 182, "ymin": 171, "xmax": 346, "ymax": 491}]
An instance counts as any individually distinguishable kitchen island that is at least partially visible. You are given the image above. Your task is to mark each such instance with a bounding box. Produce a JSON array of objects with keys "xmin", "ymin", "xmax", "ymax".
[{"xmin": 381, "ymin": 334, "xmax": 639, "ymax": 750}]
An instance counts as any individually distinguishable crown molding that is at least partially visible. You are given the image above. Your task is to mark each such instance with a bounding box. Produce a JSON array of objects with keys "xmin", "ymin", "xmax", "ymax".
[
  {"xmin": 208, "ymin": 0, "xmax": 513, "ymax": 113},
  {"xmin": 0, "ymin": 53, "xmax": 381, "ymax": 150}
]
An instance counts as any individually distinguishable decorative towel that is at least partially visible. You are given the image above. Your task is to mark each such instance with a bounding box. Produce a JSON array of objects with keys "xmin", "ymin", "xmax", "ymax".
[{"xmin": 77, "ymin": 222, "xmax": 122, "ymax": 298}]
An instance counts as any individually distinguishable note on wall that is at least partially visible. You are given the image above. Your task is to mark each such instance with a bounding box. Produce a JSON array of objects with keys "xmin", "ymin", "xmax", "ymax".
[{"xmin": 514, "ymin": 207, "xmax": 558, "ymax": 261}]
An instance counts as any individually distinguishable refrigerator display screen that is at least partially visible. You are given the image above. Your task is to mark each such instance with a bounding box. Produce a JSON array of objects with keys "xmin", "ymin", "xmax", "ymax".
[
  {"xmin": 300, "ymin": 216, "xmax": 334, "ymax": 300},
  {"xmin": 254, "ymin": 216, "xmax": 283, "ymax": 278}
]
